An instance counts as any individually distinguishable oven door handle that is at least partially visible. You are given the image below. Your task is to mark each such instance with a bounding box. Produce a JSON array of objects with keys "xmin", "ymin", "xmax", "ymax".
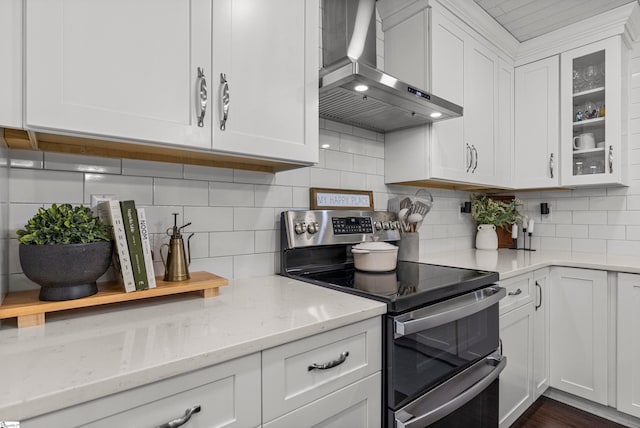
[
  {"xmin": 394, "ymin": 287, "xmax": 505, "ymax": 337},
  {"xmin": 394, "ymin": 353, "xmax": 507, "ymax": 428}
]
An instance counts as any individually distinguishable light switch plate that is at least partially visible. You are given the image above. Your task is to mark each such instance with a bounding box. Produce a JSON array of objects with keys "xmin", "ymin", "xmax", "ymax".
[{"xmin": 91, "ymin": 194, "xmax": 116, "ymax": 208}]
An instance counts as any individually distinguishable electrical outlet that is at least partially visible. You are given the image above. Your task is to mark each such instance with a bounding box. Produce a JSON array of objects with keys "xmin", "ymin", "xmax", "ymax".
[{"xmin": 91, "ymin": 194, "xmax": 116, "ymax": 208}]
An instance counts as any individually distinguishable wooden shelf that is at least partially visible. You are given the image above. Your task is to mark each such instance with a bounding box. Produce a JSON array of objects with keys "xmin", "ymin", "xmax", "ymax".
[{"xmin": 0, "ymin": 271, "xmax": 228, "ymax": 328}]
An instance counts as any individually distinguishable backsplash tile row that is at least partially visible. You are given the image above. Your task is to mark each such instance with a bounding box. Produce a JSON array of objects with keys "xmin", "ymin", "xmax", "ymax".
[
  {"xmin": 5, "ymin": 120, "xmax": 476, "ymax": 292},
  {"xmin": 0, "ymin": 145, "xmax": 8, "ymax": 304}
]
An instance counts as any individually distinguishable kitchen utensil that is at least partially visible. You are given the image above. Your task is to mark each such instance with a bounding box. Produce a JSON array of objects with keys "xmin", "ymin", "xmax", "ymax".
[
  {"xmin": 400, "ymin": 197, "xmax": 412, "ymax": 210},
  {"xmin": 160, "ymin": 213, "xmax": 194, "ymax": 281},
  {"xmin": 351, "ymin": 241, "xmax": 399, "ymax": 272},
  {"xmin": 387, "ymin": 197, "xmax": 400, "ymax": 215},
  {"xmin": 407, "ymin": 213, "xmax": 423, "ymax": 232},
  {"xmin": 573, "ymin": 132, "xmax": 595, "ymax": 150},
  {"xmin": 398, "ymin": 208, "xmax": 410, "ymax": 232}
]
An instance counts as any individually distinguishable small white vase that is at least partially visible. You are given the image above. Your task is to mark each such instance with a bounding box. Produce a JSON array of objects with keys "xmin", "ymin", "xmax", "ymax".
[{"xmin": 476, "ymin": 224, "xmax": 498, "ymax": 250}]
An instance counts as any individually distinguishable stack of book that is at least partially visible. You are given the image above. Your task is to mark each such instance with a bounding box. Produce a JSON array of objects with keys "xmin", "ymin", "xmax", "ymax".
[{"xmin": 96, "ymin": 200, "xmax": 157, "ymax": 292}]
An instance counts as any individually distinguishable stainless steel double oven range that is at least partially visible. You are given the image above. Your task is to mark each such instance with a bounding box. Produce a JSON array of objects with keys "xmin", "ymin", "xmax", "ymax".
[{"xmin": 280, "ymin": 210, "xmax": 507, "ymax": 427}]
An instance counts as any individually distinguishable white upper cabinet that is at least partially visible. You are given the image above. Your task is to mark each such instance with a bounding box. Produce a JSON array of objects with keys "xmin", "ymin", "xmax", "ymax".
[
  {"xmin": 514, "ymin": 56, "xmax": 560, "ymax": 189},
  {"xmin": 0, "ymin": 0, "xmax": 22, "ymax": 128},
  {"xmin": 25, "ymin": 0, "xmax": 212, "ymax": 149},
  {"xmin": 211, "ymin": 0, "xmax": 318, "ymax": 164},
  {"xmin": 560, "ymin": 36, "xmax": 626, "ymax": 186},
  {"xmin": 384, "ymin": 5, "xmax": 513, "ymax": 188}
]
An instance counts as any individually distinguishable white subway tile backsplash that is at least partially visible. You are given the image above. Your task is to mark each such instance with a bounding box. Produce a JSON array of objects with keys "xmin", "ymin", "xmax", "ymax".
[
  {"xmin": 340, "ymin": 171, "xmax": 367, "ymax": 189},
  {"xmin": 572, "ymin": 211, "xmax": 607, "ymax": 224},
  {"xmin": 140, "ymin": 206, "xmax": 184, "ymax": 234},
  {"xmin": 608, "ymin": 210, "xmax": 640, "ymax": 225},
  {"xmin": 154, "ymin": 178, "xmax": 208, "ymax": 206},
  {"xmin": 365, "ymin": 139, "xmax": 385, "ymax": 159},
  {"xmin": 366, "ymin": 174, "xmax": 387, "ymax": 193},
  {"xmin": 571, "ymin": 238, "xmax": 607, "ymax": 254},
  {"xmin": 210, "ymin": 182, "xmax": 254, "ymax": 207},
  {"xmin": 324, "ymin": 150, "xmax": 353, "ymax": 171},
  {"xmin": 85, "ymin": 173, "xmax": 153, "ymax": 205},
  {"xmin": 352, "ymin": 127, "xmax": 379, "ymax": 141},
  {"xmin": 589, "ymin": 196, "xmax": 626, "ymax": 211},
  {"xmin": 183, "ymin": 206, "xmax": 234, "ymax": 232},
  {"xmin": 626, "ymin": 226, "xmax": 640, "ymax": 240},
  {"xmin": 319, "ymin": 129, "xmax": 340, "ymax": 152},
  {"xmin": 626, "ymin": 195, "xmax": 640, "ymax": 210},
  {"xmin": 188, "ymin": 233, "xmax": 209, "ymax": 259},
  {"xmin": 8, "ymin": 203, "xmax": 42, "ymax": 237},
  {"xmin": 11, "ymin": 169, "xmax": 83, "ymax": 204},
  {"xmin": 122, "ymin": 159, "xmax": 182, "ymax": 178},
  {"xmin": 539, "ymin": 237, "xmax": 571, "ymax": 251},
  {"xmin": 310, "ymin": 168, "xmax": 341, "ymax": 188},
  {"xmin": 8, "ymin": 238, "xmax": 20, "ymax": 274},
  {"xmin": 275, "ymin": 167, "xmax": 310, "ymax": 187},
  {"xmin": 234, "ymin": 170, "xmax": 275, "ymax": 185},
  {"xmin": 45, "ymin": 152, "xmax": 121, "ymax": 174},
  {"xmin": 534, "ymin": 223, "xmax": 556, "ymax": 237},
  {"xmin": 324, "ymin": 120, "xmax": 353, "ymax": 135},
  {"xmin": 291, "ymin": 187, "xmax": 309, "ymax": 209},
  {"xmin": 183, "ymin": 164, "xmax": 233, "ymax": 182},
  {"xmin": 255, "ymin": 230, "xmax": 278, "ymax": 253},
  {"xmin": 353, "ymin": 155, "xmax": 377, "ymax": 174},
  {"xmin": 210, "ymin": 231, "xmax": 254, "ymax": 257},
  {"xmin": 376, "ymin": 158, "xmax": 385, "ymax": 175},
  {"xmin": 234, "ymin": 207, "xmax": 277, "ymax": 231},
  {"xmin": 339, "ymin": 133, "xmax": 368, "ymax": 155},
  {"xmin": 555, "ymin": 197, "xmax": 589, "ymax": 211},
  {"xmin": 189, "ymin": 256, "xmax": 233, "ymax": 281},
  {"xmin": 233, "ymin": 253, "xmax": 276, "ymax": 279},
  {"xmin": 255, "ymin": 185, "xmax": 292, "ymax": 208},
  {"xmin": 589, "ymin": 225, "xmax": 626, "ymax": 240},
  {"xmin": 9, "ymin": 149, "xmax": 43, "ymax": 169},
  {"xmin": 607, "ymin": 239, "xmax": 640, "ymax": 255}
]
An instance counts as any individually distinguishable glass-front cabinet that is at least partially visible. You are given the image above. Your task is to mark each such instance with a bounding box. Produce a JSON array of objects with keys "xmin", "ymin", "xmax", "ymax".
[{"xmin": 560, "ymin": 36, "xmax": 626, "ymax": 186}]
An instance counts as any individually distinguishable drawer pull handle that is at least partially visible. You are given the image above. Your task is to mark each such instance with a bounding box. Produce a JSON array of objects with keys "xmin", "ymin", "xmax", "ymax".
[
  {"xmin": 308, "ymin": 351, "xmax": 349, "ymax": 371},
  {"xmin": 155, "ymin": 405, "xmax": 201, "ymax": 428},
  {"xmin": 508, "ymin": 288, "xmax": 522, "ymax": 296}
]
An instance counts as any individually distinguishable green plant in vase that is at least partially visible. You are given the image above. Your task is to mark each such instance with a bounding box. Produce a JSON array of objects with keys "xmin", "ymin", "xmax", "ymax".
[
  {"xmin": 16, "ymin": 204, "xmax": 113, "ymax": 301},
  {"xmin": 471, "ymin": 194, "xmax": 522, "ymax": 250}
]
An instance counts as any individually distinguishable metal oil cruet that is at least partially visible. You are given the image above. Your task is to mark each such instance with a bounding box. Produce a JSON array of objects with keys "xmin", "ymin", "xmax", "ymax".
[{"xmin": 160, "ymin": 213, "xmax": 194, "ymax": 281}]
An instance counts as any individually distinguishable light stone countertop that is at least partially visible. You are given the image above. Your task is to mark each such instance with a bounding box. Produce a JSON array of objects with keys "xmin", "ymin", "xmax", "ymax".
[
  {"xmin": 420, "ymin": 249, "xmax": 640, "ymax": 280},
  {"xmin": 0, "ymin": 275, "xmax": 386, "ymax": 421}
]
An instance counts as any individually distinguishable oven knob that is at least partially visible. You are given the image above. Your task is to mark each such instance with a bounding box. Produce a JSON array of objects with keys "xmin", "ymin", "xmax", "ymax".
[
  {"xmin": 374, "ymin": 221, "xmax": 382, "ymax": 231},
  {"xmin": 294, "ymin": 222, "xmax": 306, "ymax": 234},
  {"xmin": 307, "ymin": 222, "xmax": 319, "ymax": 234},
  {"xmin": 390, "ymin": 222, "xmax": 397, "ymax": 230},
  {"xmin": 382, "ymin": 221, "xmax": 390, "ymax": 230}
]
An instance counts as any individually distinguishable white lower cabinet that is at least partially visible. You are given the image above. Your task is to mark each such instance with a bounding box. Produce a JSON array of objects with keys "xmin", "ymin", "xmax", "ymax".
[
  {"xmin": 498, "ymin": 273, "xmax": 534, "ymax": 428},
  {"xmin": 617, "ymin": 273, "xmax": 640, "ymax": 418},
  {"xmin": 21, "ymin": 353, "xmax": 262, "ymax": 428},
  {"xmin": 264, "ymin": 373, "xmax": 381, "ymax": 428},
  {"xmin": 549, "ymin": 267, "xmax": 609, "ymax": 405},
  {"xmin": 21, "ymin": 317, "xmax": 382, "ymax": 428},
  {"xmin": 532, "ymin": 269, "xmax": 550, "ymax": 400}
]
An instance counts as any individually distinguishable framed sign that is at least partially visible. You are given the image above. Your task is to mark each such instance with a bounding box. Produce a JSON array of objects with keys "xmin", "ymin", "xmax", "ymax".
[{"xmin": 309, "ymin": 188, "xmax": 374, "ymax": 210}]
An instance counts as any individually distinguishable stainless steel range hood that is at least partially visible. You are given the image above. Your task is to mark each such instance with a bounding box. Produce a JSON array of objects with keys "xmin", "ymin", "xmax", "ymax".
[{"xmin": 320, "ymin": 0, "xmax": 463, "ymax": 133}]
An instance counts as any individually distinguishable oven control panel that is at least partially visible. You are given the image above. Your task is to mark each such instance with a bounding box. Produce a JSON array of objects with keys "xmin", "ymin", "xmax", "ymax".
[{"xmin": 281, "ymin": 210, "xmax": 400, "ymax": 248}]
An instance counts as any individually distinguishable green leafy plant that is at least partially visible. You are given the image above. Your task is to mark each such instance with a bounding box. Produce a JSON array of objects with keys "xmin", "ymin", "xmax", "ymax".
[
  {"xmin": 17, "ymin": 203, "xmax": 111, "ymax": 245},
  {"xmin": 471, "ymin": 194, "xmax": 523, "ymax": 229}
]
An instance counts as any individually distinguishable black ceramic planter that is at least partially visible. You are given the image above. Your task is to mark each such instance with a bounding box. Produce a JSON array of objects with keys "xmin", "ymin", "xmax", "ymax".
[{"xmin": 19, "ymin": 241, "xmax": 113, "ymax": 301}]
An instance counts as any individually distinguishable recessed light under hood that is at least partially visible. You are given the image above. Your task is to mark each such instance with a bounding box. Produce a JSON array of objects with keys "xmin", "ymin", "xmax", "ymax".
[{"xmin": 320, "ymin": 0, "xmax": 463, "ymax": 134}]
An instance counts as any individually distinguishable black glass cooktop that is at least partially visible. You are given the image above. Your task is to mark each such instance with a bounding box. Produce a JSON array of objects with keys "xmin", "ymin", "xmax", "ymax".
[{"xmin": 287, "ymin": 261, "xmax": 499, "ymax": 314}]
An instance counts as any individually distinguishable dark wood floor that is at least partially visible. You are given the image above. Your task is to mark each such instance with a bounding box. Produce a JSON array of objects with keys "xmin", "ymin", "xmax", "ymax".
[{"xmin": 511, "ymin": 397, "xmax": 627, "ymax": 428}]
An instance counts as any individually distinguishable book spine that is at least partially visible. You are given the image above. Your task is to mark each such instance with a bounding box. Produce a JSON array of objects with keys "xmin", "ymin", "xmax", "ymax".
[
  {"xmin": 120, "ymin": 201, "xmax": 148, "ymax": 291},
  {"xmin": 136, "ymin": 208, "xmax": 157, "ymax": 289},
  {"xmin": 97, "ymin": 200, "xmax": 136, "ymax": 292}
]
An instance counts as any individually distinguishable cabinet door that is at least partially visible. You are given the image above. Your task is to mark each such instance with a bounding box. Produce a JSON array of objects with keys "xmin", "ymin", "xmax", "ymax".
[
  {"xmin": 22, "ymin": 353, "xmax": 261, "ymax": 428},
  {"xmin": 532, "ymin": 268, "xmax": 550, "ymax": 399},
  {"xmin": 499, "ymin": 302, "xmax": 534, "ymax": 428},
  {"xmin": 25, "ymin": 0, "xmax": 211, "ymax": 149},
  {"xmin": 211, "ymin": 0, "xmax": 318, "ymax": 164},
  {"xmin": 430, "ymin": 9, "xmax": 467, "ymax": 183},
  {"xmin": 0, "ymin": 0, "xmax": 22, "ymax": 128},
  {"xmin": 514, "ymin": 56, "xmax": 560, "ymax": 189},
  {"xmin": 550, "ymin": 267, "xmax": 608, "ymax": 404},
  {"xmin": 464, "ymin": 38, "xmax": 498, "ymax": 184},
  {"xmin": 617, "ymin": 273, "xmax": 640, "ymax": 418},
  {"xmin": 264, "ymin": 372, "xmax": 381, "ymax": 428},
  {"xmin": 560, "ymin": 36, "xmax": 623, "ymax": 186}
]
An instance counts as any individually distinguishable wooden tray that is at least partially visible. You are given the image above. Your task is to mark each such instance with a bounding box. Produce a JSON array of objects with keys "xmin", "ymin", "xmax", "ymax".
[{"xmin": 0, "ymin": 271, "xmax": 228, "ymax": 328}]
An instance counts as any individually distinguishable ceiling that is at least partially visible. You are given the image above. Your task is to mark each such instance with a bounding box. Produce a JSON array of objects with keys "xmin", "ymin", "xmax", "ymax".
[{"xmin": 473, "ymin": 0, "xmax": 638, "ymax": 42}]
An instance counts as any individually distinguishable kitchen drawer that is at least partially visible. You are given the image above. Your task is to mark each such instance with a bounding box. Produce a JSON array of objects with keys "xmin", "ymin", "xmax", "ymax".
[
  {"xmin": 499, "ymin": 273, "xmax": 533, "ymax": 314},
  {"xmin": 264, "ymin": 372, "xmax": 381, "ymax": 428},
  {"xmin": 262, "ymin": 317, "xmax": 382, "ymax": 422},
  {"xmin": 22, "ymin": 353, "xmax": 261, "ymax": 428}
]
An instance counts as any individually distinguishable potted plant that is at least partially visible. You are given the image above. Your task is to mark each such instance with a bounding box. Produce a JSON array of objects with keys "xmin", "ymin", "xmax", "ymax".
[
  {"xmin": 471, "ymin": 194, "xmax": 522, "ymax": 250},
  {"xmin": 16, "ymin": 203, "xmax": 113, "ymax": 301}
]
